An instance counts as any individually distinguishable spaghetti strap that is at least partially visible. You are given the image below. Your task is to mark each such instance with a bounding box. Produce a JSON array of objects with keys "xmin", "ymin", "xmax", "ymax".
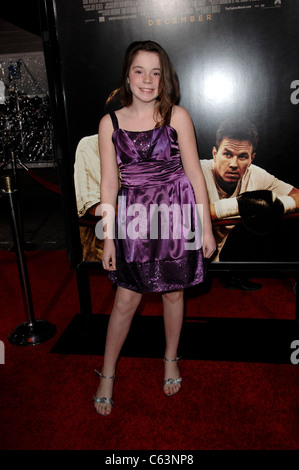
[{"xmin": 110, "ymin": 111, "xmax": 119, "ymax": 131}]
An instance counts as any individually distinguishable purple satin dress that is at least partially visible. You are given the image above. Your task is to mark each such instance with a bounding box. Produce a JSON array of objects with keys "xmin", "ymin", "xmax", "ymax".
[{"xmin": 108, "ymin": 111, "xmax": 205, "ymax": 293}]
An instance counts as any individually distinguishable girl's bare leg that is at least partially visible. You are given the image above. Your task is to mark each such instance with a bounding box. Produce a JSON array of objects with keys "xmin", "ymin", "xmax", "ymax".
[
  {"xmin": 162, "ymin": 289, "xmax": 184, "ymax": 395},
  {"xmin": 94, "ymin": 286, "xmax": 142, "ymax": 415}
]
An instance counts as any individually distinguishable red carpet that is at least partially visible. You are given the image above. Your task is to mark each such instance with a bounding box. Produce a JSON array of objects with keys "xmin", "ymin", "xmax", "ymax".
[{"xmin": 0, "ymin": 250, "xmax": 298, "ymax": 450}]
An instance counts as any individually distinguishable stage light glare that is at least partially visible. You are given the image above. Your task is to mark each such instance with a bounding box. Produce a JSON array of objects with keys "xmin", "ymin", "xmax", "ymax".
[{"xmin": 203, "ymin": 71, "xmax": 235, "ymax": 104}]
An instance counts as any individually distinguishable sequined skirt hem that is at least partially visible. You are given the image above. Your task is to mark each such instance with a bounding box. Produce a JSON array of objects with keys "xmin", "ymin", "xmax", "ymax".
[{"xmin": 108, "ymin": 250, "xmax": 205, "ymax": 293}]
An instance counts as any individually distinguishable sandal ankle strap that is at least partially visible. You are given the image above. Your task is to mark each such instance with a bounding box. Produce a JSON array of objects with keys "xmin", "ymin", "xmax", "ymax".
[
  {"xmin": 94, "ymin": 369, "xmax": 116, "ymax": 379},
  {"xmin": 164, "ymin": 356, "xmax": 181, "ymax": 363}
]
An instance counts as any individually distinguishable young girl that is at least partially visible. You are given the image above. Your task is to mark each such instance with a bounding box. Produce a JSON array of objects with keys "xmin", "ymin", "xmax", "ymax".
[{"xmin": 94, "ymin": 40, "xmax": 216, "ymax": 416}]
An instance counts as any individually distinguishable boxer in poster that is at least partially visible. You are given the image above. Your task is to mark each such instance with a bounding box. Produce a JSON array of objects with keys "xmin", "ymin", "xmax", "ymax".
[
  {"xmin": 200, "ymin": 118, "xmax": 299, "ymax": 274},
  {"xmin": 74, "ymin": 117, "xmax": 299, "ymax": 275}
]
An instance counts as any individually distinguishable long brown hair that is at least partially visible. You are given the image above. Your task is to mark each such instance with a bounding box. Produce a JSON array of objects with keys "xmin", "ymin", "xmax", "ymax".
[{"xmin": 106, "ymin": 40, "xmax": 180, "ymax": 127}]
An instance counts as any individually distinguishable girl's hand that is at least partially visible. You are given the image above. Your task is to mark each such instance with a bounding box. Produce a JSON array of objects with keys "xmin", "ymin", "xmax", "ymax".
[
  {"xmin": 202, "ymin": 232, "xmax": 217, "ymax": 259},
  {"xmin": 102, "ymin": 239, "xmax": 116, "ymax": 271}
]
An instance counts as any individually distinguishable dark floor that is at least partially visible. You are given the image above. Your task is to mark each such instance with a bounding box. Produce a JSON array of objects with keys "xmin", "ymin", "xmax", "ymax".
[{"xmin": 0, "ymin": 166, "xmax": 66, "ymax": 251}]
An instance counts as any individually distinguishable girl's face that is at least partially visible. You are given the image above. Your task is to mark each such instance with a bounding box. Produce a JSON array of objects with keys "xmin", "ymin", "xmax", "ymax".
[{"xmin": 127, "ymin": 50, "xmax": 161, "ymax": 103}]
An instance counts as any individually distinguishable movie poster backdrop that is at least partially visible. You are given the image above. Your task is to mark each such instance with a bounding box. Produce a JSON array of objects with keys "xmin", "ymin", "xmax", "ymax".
[{"xmin": 40, "ymin": 0, "xmax": 299, "ymax": 267}]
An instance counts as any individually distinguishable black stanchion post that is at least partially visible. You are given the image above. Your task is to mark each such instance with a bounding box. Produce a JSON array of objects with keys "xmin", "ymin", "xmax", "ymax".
[{"xmin": 1, "ymin": 175, "xmax": 56, "ymax": 346}]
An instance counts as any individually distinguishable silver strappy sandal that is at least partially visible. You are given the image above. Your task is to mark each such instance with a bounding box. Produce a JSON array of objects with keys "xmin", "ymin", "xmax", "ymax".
[
  {"xmin": 93, "ymin": 369, "xmax": 115, "ymax": 415},
  {"xmin": 163, "ymin": 356, "xmax": 182, "ymax": 396}
]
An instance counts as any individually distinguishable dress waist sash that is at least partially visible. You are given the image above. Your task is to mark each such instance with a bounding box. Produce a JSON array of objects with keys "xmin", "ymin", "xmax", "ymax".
[{"xmin": 120, "ymin": 160, "xmax": 185, "ymax": 188}]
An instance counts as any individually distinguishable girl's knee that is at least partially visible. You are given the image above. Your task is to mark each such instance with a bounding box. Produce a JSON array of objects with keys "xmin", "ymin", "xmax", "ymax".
[
  {"xmin": 114, "ymin": 287, "xmax": 142, "ymax": 314},
  {"xmin": 162, "ymin": 289, "xmax": 184, "ymax": 304}
]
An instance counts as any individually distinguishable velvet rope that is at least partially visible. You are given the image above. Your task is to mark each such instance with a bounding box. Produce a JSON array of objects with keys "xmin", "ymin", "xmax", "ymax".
[{"xmin": 18, "ymin": 161, "xmax": 61, "ymax": 194}]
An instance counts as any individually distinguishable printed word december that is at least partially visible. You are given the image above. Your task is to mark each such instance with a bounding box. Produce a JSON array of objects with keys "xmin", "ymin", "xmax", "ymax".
[{"xmin": 148, "ymin": 14, "xmax": 212, "ymax": 26}]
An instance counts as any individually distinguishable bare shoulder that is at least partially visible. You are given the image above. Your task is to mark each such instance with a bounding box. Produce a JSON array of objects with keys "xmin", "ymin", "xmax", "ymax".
[
  {"xmin": 171, "ymin": 105, "xmax": 194, "ymax": 133},
  {"xmin": 98, "ymin": 113, "xmax": 115, "ymax": 156},
  {"xmin": 115, "ymin": 107, "xmax": 127, "ymax": 118},
  {"xmin": 172, "ymin": 105, "xmax": 191, "ymax": 119},
  {"xmin": 99, "ymin": 113, "xmax": 113, "ymax": 133}
]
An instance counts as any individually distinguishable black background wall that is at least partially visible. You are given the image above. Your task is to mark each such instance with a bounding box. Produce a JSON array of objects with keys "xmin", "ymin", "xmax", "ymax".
[
  {"xmin": 41, "ymin": 1, "xmax": 299, "ymax": 184},
  {"xmin": 14, "ymin": 0, "xmax": 299, "ymax": 268}
]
